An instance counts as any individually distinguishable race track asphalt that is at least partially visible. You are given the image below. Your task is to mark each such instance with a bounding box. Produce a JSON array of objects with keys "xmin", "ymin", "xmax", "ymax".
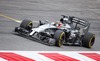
[{"xmin": 0, "ymin": 0, "xmax": 100, "ymax": 51}]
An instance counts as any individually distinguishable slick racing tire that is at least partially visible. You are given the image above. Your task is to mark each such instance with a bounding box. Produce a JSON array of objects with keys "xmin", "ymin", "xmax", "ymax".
[
  {"xmin": 54, "ymin": 30, "xmax": 65, "ymax": 47},
  {"xmin": 20, "ymin": 19, "xmax": 33, "ymax": 31},
  {"xmin": 82, "ymin": 32, "xmax": 95, "ymax": 48}
]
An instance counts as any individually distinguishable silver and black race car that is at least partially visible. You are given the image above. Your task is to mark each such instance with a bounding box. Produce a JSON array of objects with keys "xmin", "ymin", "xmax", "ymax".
[{"xmin": 14, "ymin": 15, "xmax": 95, "ymax": 48}]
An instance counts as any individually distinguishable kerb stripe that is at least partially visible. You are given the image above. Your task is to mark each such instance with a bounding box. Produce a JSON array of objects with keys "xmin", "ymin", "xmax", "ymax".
[
  {"xmin": 80, "ymin": 53, "xmax": 100, "ymax": 61},
  {"xmin": 0, "ymin": 52, "xmax": 35, "ymax": 61},
  {"xmin": 39, "ymin": 53, "xmax": 79, "ymax": 61}
]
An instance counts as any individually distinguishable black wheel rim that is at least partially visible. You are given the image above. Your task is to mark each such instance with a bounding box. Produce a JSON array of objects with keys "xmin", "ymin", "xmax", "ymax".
[
  {"xmin": 90, "ymin": 36, "xmax": 95, "ymax": 46},
  {"xmin": 60, "ymin": 33, "xmax": 65, "ymax": 45},
  {"xmin": 27, "ymin": 22, "xmax": 33, "ymax": 31}
]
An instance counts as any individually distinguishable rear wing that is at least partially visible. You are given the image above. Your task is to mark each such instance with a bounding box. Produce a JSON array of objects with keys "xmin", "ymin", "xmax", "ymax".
[
  {"xmin": 72, "ymin": 17, "xmax": 91, "ymax": 33},
  {"xmin": 61, "ymin": 15, "xmax": 91, "ymax": 33}
]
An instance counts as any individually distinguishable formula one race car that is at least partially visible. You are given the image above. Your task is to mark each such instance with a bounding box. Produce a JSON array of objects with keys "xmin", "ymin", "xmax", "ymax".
[{"xmin": 14, "ymin": 15, "xmax": 95, "ymax": 48}]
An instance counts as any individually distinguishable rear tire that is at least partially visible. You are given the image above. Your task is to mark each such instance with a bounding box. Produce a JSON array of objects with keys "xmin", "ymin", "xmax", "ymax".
[
  {"xmin": 82, "ymin": 32, "xmax": 95, "ymax": 48},
  {"xmin": 54, "ymin": 30, "xmax": 65, "ymax": 47},
  {"xmin": 20, "ymin": 19, "xmax": 33, "ymax": 31}
]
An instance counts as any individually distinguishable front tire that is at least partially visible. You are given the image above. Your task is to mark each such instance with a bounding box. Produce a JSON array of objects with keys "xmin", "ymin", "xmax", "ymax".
[
  {"xmin": 54, "ymin": 30, "xmax": 65, "ymax": 47},
  {"xmin": 20, "ymin": 19, "xmax": 33, "ymax": 31},
  {"xmin": 82, "ymin": 32, "xmax": 95, "ymax": 48}
]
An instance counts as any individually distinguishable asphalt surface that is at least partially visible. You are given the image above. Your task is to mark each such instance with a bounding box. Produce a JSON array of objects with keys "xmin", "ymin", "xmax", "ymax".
[{"xmin": 0, "ymin": 0, "xmax": 100, "ymax": 51}]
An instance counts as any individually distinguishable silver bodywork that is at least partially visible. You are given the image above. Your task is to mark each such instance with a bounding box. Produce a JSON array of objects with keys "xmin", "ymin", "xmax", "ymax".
[
  {"xmin": 29, "ymin": 22, "xmax": 73, "ymax": 35},
  {"xmin": 29, "ymin": 23, "xmax": 56, "ymax": 35},
  {"xmin": 29, "ymin": 21, "xmax": 78, "ymax": 41}
]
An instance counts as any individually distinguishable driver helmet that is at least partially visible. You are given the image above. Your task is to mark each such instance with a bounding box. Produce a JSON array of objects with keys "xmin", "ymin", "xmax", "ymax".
[{"xmin": 60, "ymin": 17, "xmax": 70, "ymax": 24}]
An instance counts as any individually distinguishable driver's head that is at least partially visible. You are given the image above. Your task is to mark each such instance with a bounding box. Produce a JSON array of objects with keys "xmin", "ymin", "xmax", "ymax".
[
  {"xmin": 60, "ymin": 17, "xmax": 69, "ymax": 24},
  {"xmin": 60, "ymin": 18, "xmax": 64, "ymax": 23}
]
